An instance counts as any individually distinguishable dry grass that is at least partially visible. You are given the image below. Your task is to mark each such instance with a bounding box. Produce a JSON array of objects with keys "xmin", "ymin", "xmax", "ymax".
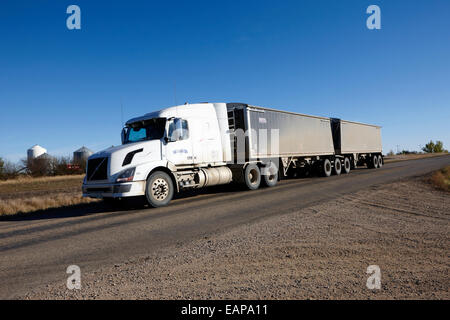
[
  {"xmin": 0, "ymin": 174, "xmax": 84, "ymax": 194},
  {"xmin": 430, "ymin": 165, "xmax": 450, "ymax": 192},
  {"xmin": 384, "ymin": 152, "xmax": 449, "ymax": 163},
  {"xmin": 0, "ymin": 193, "xmax": 99, "ymax": 216},
  {"xmin": 0, "ymin": 174, "xmax": 100, "ymax": 216},
  {"xmin": 0, "ymin": 174, "xmax": 84, "ymax": 184}
]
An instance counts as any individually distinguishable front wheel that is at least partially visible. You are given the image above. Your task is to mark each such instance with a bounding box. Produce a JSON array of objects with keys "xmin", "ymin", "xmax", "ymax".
[
  {"xmin": 145, "ymin": 171, "xmax": 174, "ymax": 207},
  {"xmin": 244, "ymin": 164, "xmax": 261, "ymax": 190}
]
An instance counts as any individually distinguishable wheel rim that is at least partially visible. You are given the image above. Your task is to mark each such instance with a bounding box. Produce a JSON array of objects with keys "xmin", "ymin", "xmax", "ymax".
[
  {"xmin": 151, "ymin": 178, "xmax": 169, "ymax": 201},
  {"xmin": 345, "ymin": 159, "xmax": 350, "ymax": 171},
  {"xmin": 248, "ymin": 168, "xmax": 259, "ymax": 184},
  {"xmin": 267, "ymin": 166, "xmax": 276, "ymax": 182},
  {"xmin": 325, "ymin": 162, "xmax": 331, "ymax": 173},
  {"xmin": 336, "ymin": 160, "xmax": 341, "ymax": 171}
]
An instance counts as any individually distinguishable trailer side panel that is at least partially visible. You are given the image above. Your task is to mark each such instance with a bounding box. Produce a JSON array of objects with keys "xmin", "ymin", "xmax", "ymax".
[
  {"xmin": 246, "ymin": 106, "xmax": 335, "ymax": 158},
  {"xmin": 340, "ymin": 121, "xmax": 382, "ymax": 154}
]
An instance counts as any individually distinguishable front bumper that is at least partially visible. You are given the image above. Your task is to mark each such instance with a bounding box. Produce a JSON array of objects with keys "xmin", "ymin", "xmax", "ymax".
[{"xmin": 82, "ymin": 180, "xmax": 146, "ymax": 198}]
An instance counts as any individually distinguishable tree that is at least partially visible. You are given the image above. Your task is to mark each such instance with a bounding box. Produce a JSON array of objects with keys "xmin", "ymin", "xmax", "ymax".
[
  {"xmin": 398, "ymin": 150, "xmax": 417, "ymax": 155},
  {"xmin": 24, "ymin": 157, "xmax": 52, "ymax": 177},
  {"xmin": 422, "ymin": 140, "xmax": 447, "ymax": 153},
  {"xmin": 0, "ymin": 157, "xmax": 4, "ymax": 178},
  {"xmin": 422, "ymin": 141, "xmax": 435, "ymax": 153},
  {"xmin": 0, "ymin": 159, "xmax": 20, "ymax": 180},
  {"xmin": 434, "ymin": 140, "xmax": 445, "ymax": 153}
]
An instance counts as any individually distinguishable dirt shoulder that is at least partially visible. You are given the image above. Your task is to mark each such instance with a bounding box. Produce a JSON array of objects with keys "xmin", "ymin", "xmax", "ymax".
[
  {"xmin": 23, "ymin": 174, "xmax": 449, "ymax": 300},
  {"xmin": 384, "ymin": 152, "xmax": 449, "ymax": 163}
]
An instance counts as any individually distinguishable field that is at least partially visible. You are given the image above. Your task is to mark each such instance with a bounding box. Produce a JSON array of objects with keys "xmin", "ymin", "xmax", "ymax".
[{"xmin": 0, "ymin": 175, "xmax": 96, "ymax": 216}]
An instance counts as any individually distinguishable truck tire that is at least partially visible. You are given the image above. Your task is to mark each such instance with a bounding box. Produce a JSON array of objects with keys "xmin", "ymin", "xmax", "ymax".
[
  {"xmin": 262, "ymin": 164, "xmax": 278, "ymax": 187},
  {"xmin": 321, "ymin": 159, "xmax": 332, "ymax": 177},
  {"xmin": 244, "ymin": 164, "xmax": 261, "ymax": 190},
  {"xmin": 343, "ymin": 157, "xmax": 351, "ymax": 174},
  {"xmin": 368, "ymin": 155, "xmax": 379, "ymax": 169},
  {"xmin": 333, "ymin": 158, "xmax": 342, "ymax": 175},
  {"xmin": 145, "ymin": 171, "xmax": 174, "ymax": 207},
  {"xmin": 377, "ymin": 155, "xmax": 383, "ymax": 168}
]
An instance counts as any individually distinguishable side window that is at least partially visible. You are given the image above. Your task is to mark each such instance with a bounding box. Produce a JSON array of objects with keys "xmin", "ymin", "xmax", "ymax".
[
  {"xmin": 168, "ymin": 118, "xmax": 189, "ymax": 141},
  {"xmin": 181, "ymin": 119, "xmax": 189, "ymax": 140},
  {"xmin": 168, "ymin": 121, "xmax": 176, "ymax": 140}
]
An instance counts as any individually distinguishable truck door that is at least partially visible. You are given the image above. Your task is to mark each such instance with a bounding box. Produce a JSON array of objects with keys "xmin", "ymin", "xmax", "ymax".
[
  {"xmin": 165, "ymin": 118, "xmax": 194, "ymax": 165},
  {"xmin": 191, "ymin": 118, "xmax": 222, "ymax": 165}
]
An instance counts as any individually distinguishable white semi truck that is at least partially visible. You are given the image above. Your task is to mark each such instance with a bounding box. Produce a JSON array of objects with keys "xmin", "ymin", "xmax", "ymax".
[{"xmin": 82, "ymin": 102, "xmax": 382, "ymax": 207}]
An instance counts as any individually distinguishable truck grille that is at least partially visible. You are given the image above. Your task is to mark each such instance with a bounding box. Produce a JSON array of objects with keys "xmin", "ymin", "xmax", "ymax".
[{"xmin": 86, "ymin": 157, "xmax": 108, "ymax": 181}]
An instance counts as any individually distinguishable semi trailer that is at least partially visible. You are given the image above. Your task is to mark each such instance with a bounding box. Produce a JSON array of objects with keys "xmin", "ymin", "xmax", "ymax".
[{"xmin": 82, "ymin": 102, "xmax": 383, "ymax": 207}]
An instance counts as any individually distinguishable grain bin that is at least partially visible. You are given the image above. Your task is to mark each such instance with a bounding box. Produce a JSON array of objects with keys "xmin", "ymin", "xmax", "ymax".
[
  {"xmin": 73, "ymin": 146, "xmax": 93, "ymax": 164},
  {"xmin": 27, "ymin": 145, "xmax": 47, "ymax": 162}
]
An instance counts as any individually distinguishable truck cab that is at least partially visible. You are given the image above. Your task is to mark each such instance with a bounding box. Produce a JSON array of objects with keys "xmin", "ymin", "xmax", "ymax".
[{"xmin": 82, "ymin": 103, "xmax": 232, "ymax": 206}]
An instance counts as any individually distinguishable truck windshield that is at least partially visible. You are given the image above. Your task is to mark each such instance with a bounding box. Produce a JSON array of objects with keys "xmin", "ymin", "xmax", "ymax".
[{"xmin": 124, "ymin": 118, "xmax": 166, "ymax": 144}]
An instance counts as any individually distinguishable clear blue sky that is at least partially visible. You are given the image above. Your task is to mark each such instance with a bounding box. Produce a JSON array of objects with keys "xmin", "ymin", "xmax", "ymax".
[{"xmin": 1, "ymin": 0, "xmax": 449, "ymax": 162}]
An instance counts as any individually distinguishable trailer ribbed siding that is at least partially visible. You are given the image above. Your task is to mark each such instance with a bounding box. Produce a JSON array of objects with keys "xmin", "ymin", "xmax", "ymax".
[
  {"xmin": 245, "ymin": 105, "xmax": 335, "ymax": 158},
  {"xmin": 339, "ymin": 120, "xmax": 382, "ymax": 154}
]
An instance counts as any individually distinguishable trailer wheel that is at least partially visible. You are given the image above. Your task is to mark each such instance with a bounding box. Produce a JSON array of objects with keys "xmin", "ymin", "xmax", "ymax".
[
  {"xmin": 377, "ymin": 155, "xmax": 383, "ymax": 168},
  {"xmin": 343, "ymin": 157, "xmax": 351, "ymax": 174},
  {"xmin": 145, "ymin": 171, "xmax": 174, "ymax": 207},
  {"xmin": 321, "ymin": 159, "xmax": 332, "ymax": 177},
  {"xmin": 333, "ymin": 158, "xmax": 342, "ymax": 175},
  {"xmin": 244, "ymin": 164, "xmax": 261, "ymax": 190},
  {"xmin": 262, "ymin": 163, "xmax": 278, "ymax": 187},
  {"xmin": 368, "ymin": 155, "xmax": 379, "ymax": 169}
]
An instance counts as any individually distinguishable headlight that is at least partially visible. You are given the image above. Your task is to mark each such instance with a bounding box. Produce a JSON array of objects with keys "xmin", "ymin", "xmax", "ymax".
[{"xmin": 116, "ymin": 167, "xmax": 136, "ymax": 183}]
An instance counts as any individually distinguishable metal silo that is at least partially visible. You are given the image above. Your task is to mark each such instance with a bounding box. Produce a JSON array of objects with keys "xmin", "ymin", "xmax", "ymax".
[
  {"xmin": 27, "ymin": 145, "xmax": 47, "ymax": 162},
  {"xmin": 73, "ymin": 146, "xmax": 93, "ymax": 164}
]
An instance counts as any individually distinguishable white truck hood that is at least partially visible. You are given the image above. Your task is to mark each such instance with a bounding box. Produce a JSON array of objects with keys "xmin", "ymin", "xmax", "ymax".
[{"xmin": 90, "ymin": 140, "xmax": 162, "ymax": 177}]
